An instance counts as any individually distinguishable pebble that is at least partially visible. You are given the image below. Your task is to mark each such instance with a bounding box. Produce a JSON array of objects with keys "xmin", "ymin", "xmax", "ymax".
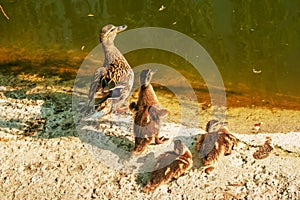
[
  {"xmin": 246, "ymin": 181, "xmax": 256, "ymax": 190},
  {"xmin": 0, "ymin": 86, "xmax": 6, "ymax": 91}
]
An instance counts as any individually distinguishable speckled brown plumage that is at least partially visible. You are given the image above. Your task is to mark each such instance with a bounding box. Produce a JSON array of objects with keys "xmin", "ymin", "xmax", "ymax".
[
  {"xmin": 85, "ymin": 24, "xmax": 134, "ymax": 118},
  {"xmin": 197, "ymin": 120, "xmax": 238, "ymax": 168},
  {"xmin": 130, "ymin": 69, "xmax": 168, "ymax": 154},
  {"xmin": 143, "ymin": 140, "xmax": 193, "ymax": 192},
  {"xmin": 253, "ymin": 137, "xmax": 273, "ymax": 159}
]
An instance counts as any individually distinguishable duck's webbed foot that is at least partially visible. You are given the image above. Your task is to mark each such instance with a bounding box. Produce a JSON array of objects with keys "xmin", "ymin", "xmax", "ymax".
[{"xmin": 155, "ymin": 136, "xmax": 169, "ymax": 144}]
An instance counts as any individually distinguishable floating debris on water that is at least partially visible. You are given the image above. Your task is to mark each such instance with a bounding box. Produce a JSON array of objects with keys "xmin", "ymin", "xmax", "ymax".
[
  {"xmin": 158, "ymin": 5, "xmax": 166, "ymax": 11},
  {"xmin": 0, "ymin": 4, "xmax": 10, "ymax": 20},
  {"xmin": 252, "ymin": 68, "xmax": 262, "ymax": 74}
]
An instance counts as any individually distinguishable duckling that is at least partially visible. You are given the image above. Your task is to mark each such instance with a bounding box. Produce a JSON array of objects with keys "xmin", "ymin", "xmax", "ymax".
[
  {"xmin": 196, "ymin": 120, "xmax": 238, "ymax": 170},
  {"xmin": 85, "ymin": 24, "xmax": 134, "ymax": 119},
  {"xmin": 253, "ymin": 137, "xmax": 273, "ymax": 159},
  {"xmin": 130, "ymin": 69, "xmax": 168, "ymax": 154},
  {"xmin": 143, "ymin": 140, "xmax": 193, "ymax": 192}
]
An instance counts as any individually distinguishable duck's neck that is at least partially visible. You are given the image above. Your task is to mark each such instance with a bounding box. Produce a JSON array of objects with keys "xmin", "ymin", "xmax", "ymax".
[
  {"xmin": 102, "ymin": 41, "xmax": 124, "ymax": 63},
  {"xmin": 138, "ymin": 84, "xmax": 159, "ymax": 106}
]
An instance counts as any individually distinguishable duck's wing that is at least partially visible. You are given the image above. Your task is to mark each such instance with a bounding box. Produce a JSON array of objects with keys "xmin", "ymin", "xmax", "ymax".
[
  {"xmin": 133, "ymin": 106, "xmax": 153, "ymax": 153},
  {"xmin": 154, "ymin": 152, "xmax": 178, "ymax": 169},
  {"xmin": 143, "ymin": 152, "xmax": 176, "ymax": 192},
  {"xmin": 134, "ymin": 106, "xmax": 151, "ymax": 126},
  {"xmin": 87, "ymin": 67, "xmax": 105, "ymax": 106},
  {"xmin": 87, "ymin": 63, "xmax": 123, "ymax": 108},
  {"xmin": 143, "ymin": 153, "xmax": 189, "ymax": 192},
  {"xmin": 151, "ymin": 105, "xmax": 169, "ymax": 115},
  {"xmin": 198, "ymin": 132, "xmax": 219, "ymax": 158},
  {"xmin": 148, "ymin": 105, "xmax": 169, "ymax": 122}
]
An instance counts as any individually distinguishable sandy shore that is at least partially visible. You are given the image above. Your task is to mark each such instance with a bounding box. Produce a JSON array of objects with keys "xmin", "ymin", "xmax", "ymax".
[
  {"xmin": 0, "ymin": 72, "xmax": 300, "ymax": 199},
  {"xmin": 1, "ymin": 128, "xmax": 300, "ymax": 199}
]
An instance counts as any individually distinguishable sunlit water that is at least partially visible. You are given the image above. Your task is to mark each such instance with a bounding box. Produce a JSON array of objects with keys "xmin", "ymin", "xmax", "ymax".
[{"xmin": 0, "ymin": 0, "xmax": 299, "ymax": 109}]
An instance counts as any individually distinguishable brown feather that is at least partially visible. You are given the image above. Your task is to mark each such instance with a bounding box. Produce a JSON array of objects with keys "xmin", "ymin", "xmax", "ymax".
[
  {"xmin": 131, "ymin": 69, "xmax": 168, "ymax": 154},
  {"xmin": 197, "ymin": 120, "xmax": 238, "ymax": 168},
  {"xmin": 143, "ymin": 140, "xmax": 193, "ymax": 192},
  {"xmin": 85, "ymin": 24, "xmax": 134, "ymax": 117}
]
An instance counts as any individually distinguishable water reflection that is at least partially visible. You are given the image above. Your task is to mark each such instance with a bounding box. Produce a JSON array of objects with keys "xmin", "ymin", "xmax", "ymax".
[{"xmin": 0, "ymin": 0, "xmax": 299, "ymax": 108}]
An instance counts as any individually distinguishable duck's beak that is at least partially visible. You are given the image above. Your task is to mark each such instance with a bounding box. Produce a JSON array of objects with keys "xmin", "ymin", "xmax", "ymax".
[
  {"xmin": 220, "ymin": 121, "xmax": 228, "ymax": 126},
  {"xmin": 151, "ymin": 68, "xmax": 158, "ymax": 74},
  {"xmin": 117, "ymin": 25, "xmax": 127, "ymax": 33}
]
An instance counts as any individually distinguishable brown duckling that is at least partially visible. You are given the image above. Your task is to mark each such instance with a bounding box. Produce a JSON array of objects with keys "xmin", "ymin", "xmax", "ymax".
[
  {"xmin": 143, "ymin": 140, "xmax": 193, "ymax": 192},
  {"xmin": 85, "ymin": 24, "xmax": 134, "ymax": 119},
  {"xmin": 253, "ymin": 137, "xmax": 273, "ymax": 159},
  {"xmin": 196, "ymin": 120, "xmax": 238, "ymax": 170},
  {"xmin": 130, "ymin": 69, "xmax": 168, "ymax": 154}
]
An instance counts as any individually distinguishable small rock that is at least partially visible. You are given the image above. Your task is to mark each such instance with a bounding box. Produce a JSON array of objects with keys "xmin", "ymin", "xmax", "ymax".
[
  {"xmin": 0, "ymin": 86, "xmax": 6, "ymax": 91},
  {"xmin": 246, "ymin": 181, "xmax": 256, "ymax": 190}
]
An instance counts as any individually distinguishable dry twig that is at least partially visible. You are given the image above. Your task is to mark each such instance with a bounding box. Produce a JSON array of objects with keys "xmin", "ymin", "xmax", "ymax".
[{"xmin": 0, "ymin": 4, "xmax": 10, "ymax": 20}]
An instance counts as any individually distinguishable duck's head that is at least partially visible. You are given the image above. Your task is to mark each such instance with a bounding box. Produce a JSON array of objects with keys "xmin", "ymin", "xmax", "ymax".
[
  {"xmin": 100, "ymin": 24, "xmax": 127, "ymax": 44},
  {"xmin": 205, "ymin": 120, "xmax": 228, "ymax": 133},
  {"xmin": 140, "ymin": 68, "xmax": 157, "ymax": 88},
  {"xmin": 174, "ymin": 140, "xmax": 186, "ymax": 155}
]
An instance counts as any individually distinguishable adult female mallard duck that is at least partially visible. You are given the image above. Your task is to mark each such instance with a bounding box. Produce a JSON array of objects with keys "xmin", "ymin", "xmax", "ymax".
[
  {"xmin": 196, "ymin": 120, "xmax": 238, "ymax": 172},
  {"xmin": 129, "ymin": 69, "xmax": 169, "ymax": 154},
  {"xmin": 143, "ymin": 140, "xmax": 193, "ymax": 192},
  {"xmin": 85, "ymin": 24, "xmax": 134, "ymax": 119}
]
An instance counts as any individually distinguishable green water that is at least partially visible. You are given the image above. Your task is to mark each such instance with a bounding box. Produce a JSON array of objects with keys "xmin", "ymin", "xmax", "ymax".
[{"xmin": 0, "ymin": 0, "xmax": 299, "ymax": 108}]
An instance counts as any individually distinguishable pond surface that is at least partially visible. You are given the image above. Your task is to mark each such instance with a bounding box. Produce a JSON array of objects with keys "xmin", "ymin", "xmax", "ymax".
[{"xmin": 0, "ymin": 0, "xmax": 299, "ymax": 109}]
